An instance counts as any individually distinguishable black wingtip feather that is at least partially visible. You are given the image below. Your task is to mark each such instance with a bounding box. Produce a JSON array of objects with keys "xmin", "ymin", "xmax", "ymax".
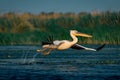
[
  {"xmin": 96, "ymin": 44, "xmax": 106, "ymax": 51},
  {"xmin": 41, "ymin": 34, "xmax": 54, "ymax": 45},
  {"xmin": 42, "ymin": 41, "xmax": 53, "ymax": 45}
]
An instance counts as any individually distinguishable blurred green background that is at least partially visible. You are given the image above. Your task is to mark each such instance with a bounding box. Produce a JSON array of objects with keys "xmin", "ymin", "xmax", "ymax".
[{"xmin": 0, "ymin": 11, "xmax": 120, "ymax": 45}]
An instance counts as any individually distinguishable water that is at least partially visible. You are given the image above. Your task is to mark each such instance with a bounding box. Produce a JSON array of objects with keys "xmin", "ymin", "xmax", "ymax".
[{"xmin": 0, "ymin": 45, "xmax": 120, "ymax": 80}]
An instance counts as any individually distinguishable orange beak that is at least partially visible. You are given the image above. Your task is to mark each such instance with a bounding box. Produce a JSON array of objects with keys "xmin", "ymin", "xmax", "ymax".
[{"xmin": 75, "ymin": 32, "xmax": 92, "ymax": 38}]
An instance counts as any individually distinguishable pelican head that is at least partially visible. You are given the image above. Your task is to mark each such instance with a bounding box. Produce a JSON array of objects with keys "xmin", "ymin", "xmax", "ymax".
[{"xmin": 70, "ymin": 30, "xmax": 92, "ymax": 38}]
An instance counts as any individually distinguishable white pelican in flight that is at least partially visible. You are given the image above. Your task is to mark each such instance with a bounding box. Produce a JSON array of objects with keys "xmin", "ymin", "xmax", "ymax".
[{"xmin": 37, "ymin": 30, "xmax": 105, "ymax": 55}]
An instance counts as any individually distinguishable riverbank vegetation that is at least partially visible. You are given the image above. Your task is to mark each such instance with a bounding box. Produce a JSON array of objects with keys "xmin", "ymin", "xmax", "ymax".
[{"xmin": 0, "ymin": 11, "xmax": 120, "ymax": 45}]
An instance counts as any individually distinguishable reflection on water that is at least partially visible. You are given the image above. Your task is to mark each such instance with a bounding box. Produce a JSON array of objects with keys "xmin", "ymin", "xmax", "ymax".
[{"xmin": 0, "ymin": 45, "xmax": 120, "ymax": 80}]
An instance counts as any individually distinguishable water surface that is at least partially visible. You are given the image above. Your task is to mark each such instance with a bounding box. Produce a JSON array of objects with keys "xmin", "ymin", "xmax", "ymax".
[{"xmin": 0, "ymin": 45, "xmax": 120, "ymax": 80}]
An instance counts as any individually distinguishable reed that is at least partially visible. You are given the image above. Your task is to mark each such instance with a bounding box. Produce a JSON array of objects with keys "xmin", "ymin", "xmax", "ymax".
[{"xmin": 0, "ymin": 11, "xmax": 120, "ymax": 45}]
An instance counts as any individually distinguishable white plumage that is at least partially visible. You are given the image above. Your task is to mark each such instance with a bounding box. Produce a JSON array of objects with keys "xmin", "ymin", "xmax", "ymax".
[{"xmin": 37, "ymin": 30, "xmax": 105, "ymax": 55}]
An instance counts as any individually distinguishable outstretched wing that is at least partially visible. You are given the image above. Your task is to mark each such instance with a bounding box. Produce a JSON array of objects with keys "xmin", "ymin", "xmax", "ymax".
[
  {"xmin": 42, "ymin": 34, "xmax": 54, "ymax": 45},
  {"xmin": 71, "ymin": 44, "xmax": 105, "ymax": 51},
  {"xmin": 71, "ymin": 44, "xmax": 85, "ymax": 50}
]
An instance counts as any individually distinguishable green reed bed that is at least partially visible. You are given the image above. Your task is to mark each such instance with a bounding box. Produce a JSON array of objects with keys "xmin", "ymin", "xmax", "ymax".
[{"xmin": 0, "ymin": 11, "xmax": 120, "ymax": 45}]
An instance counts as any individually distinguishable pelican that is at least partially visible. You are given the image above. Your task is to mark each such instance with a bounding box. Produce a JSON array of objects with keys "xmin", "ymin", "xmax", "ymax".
[{"xmin": 37, "ymin": 30, "xmax": 105, "ymax": 55}]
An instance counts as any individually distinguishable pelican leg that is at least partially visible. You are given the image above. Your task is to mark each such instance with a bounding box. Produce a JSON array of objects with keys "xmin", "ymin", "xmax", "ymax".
[
  {"xmin": 37, "ymin": 45, "xmax": 57, "ymax": 55},
  {"xmin": 41, "ymin": 45, "xmax": 57, "ymax": 55},
  {"xmin": 42, "ymin": 49, "xmax": 54, "ymax": 55},
  {"xmin": 36, "ymin": 48, "xmax": 47, "ymax": 52}
]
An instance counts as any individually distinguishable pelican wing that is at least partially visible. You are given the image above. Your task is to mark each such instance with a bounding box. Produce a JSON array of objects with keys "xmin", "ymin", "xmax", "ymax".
[
  {"xmin": 42, "ymin": 34, "xmax": 54, "ymax": 45},
  {"xmin": 42, "ymin": 41, "xmax": 53, "ymax": 45},
  {"xmin": 71, "ymin": 44, "xmax": 105, "ymax": 51},
  {"xmin": 71, "ymin": 44, "xmax": 85, "ymax": 50}
]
